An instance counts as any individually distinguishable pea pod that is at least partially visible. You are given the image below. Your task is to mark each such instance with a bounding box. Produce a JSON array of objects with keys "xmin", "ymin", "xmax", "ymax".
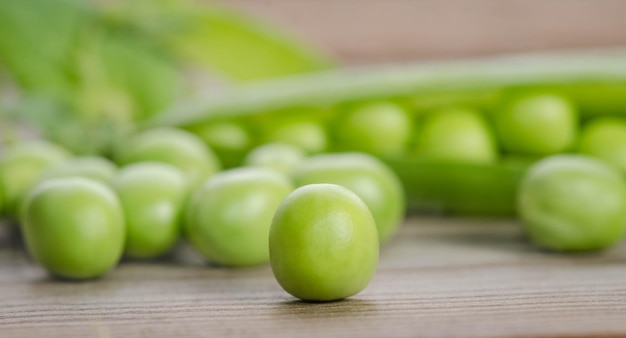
[
  {"xmin": 147, "ymin": 49, "xmax": 626, "ymax": 216},
  {"xmin": 383, "ymin": 159, "xmax": 528, "ymax": 216},
  {"xmin": 149, "ymin": 49, "xmax": 626, "ymax": 127}
]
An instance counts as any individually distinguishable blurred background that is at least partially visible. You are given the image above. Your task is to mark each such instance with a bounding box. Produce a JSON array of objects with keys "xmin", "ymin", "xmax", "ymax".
[
  {"xmin": 2, "ymin": 0, "xmax": 626, "ymax": 155},
  {"xmin": 226, "ymin": 0, "xmax": 626, "ymax": 64},
  {"xmin": 2, "ymin": 0, "xmax": 626, "ymax": 222}
]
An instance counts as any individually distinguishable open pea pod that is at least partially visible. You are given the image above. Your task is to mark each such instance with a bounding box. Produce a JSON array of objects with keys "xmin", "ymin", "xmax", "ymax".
[
  {"xmin": 150, "ymin": 49, "xmax": 626, "ymax": 126},
  {"xmin": 382, "ymin": 158, "xmax": 528, "ymax": 216},
  {"xmin": 147, "ymin": 49, "xmax": 626, "ymax": 216}
]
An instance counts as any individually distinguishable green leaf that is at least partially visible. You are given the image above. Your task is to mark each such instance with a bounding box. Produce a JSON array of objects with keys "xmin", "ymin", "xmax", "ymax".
[
  {"xmin": 169, "ymin": 5, "xmax": 333, "ymax": 81},
  {"xmin": 0, "ymin": 0, "xmax": 88, "ymax": 98},
  {"xmin": 99, "ymin": 31, "xmax": 181, "ymax": 119},
  {"xmin": 101, "ymin": 0, "xmax": 334, "ymax": 82}
]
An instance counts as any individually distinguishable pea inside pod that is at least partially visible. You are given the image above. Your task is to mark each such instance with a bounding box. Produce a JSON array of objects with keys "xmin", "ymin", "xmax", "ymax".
[
  {"xmin": 493, "ymin": 94, "xmax": 578, "ymax": 155},
  {"xmin": 334, "ymin": 101, "xmax": 412, "ymax": 157},
  {"xmin": 146, "ymin": 50, "xmax": 626, "ymax": 216},
  {"xmin": 579, "ymin": 117, "xmax": 626, "ymax": 173},
  {"xmin": 414, "ymin": 107, "xmax": 497, "ymax": 163}
]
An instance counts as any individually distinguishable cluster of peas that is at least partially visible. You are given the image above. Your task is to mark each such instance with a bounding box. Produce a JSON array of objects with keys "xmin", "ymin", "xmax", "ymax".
[
  {"xmin": 184, "ymin": 90, "xmax": 626, "ymax": 252},
  {"xmin": 0, "ymin": 127, "xmax": 405, "ymax": 302},
  {"xmin": 3, "ymin": 88, "xmax": 626, "ymax": 302}
]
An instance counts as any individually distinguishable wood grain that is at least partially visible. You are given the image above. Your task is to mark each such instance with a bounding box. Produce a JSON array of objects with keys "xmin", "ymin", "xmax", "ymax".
[
  {"xmin": 4, "ymin": 2, "xmax": 626, "ymax": 336},
  {"xmin": 2, "ymin": 217, "xmax": 626, "ymax": 337}
]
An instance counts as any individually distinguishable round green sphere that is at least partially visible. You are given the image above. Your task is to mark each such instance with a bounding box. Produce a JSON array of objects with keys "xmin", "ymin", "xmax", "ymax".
[
  {"xmin": 414, "ymin": 108, "xmax": 497, "ymax": 163},
  {"xmin": 579, "ymin": 117, "xmax": 626, "ymax": 173},
  {"xmin": 293, "ymin": 153, "xmax": 405, "ymax": 243},
  {"xmin": 335, "ymin": 102, "xmax": 411, "ymax": 156},
  {"xmin": 266, "ymin": 120, "xmax": 328, "ymax": 154},
  {"xmin": 118, "ymin": 128, "xmax": 221, "ymax": 186},
  {"xmin": 39, "ymin": 156, "xmax": 117, "ymax": 184},
  {"xmin": 188, "ymin": 121, "xmax": 251, "ymax": 168},
  {"xmin": 518, "ymin": 155, "xmax": 626, "ymax": 251},
  {"xmin": 113, "ymin": 163, "xmax": 187, "ymax": 258},
  {"xmin": 270, "ymin": 183, "xmax": 379, "ymax": 302},
  {"xmin": 0, "ymin": 141, "xmax": 71, "ymax": 217},
  {"xmin": 184, "ymin": 167, "xmax": 293, "ymax": 266},
  {"xmin": 21, "ymin": 178, "xmax": 125, "ymax": 279},
  {"xmin": 494, "ymin": 94, "xmax": 577, "ymax": 155},
  {"xmin": 244, "ymin": 143, "xmax": 306, "ymax": 175}
]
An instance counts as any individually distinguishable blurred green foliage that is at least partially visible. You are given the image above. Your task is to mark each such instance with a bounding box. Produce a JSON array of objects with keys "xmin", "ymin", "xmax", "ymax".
[{"xmin": 0, "ymin": 0, "xmax": 332, "ymax": 155}]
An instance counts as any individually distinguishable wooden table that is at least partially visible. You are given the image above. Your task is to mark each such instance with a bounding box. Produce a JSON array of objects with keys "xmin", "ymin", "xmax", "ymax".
[{"xmin": 2, "ymin": 217, "xmax": 626, "ymax": 337}]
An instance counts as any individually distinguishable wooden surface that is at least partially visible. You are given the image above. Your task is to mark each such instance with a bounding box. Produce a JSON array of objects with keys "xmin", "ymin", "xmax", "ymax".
[
  {"xmin": 4, "ymin": 3, "xmax": 626, "ymax": 336},
  {"xmin": 2, "ymin": 217, "xmax": 626, "ymax": 337}
]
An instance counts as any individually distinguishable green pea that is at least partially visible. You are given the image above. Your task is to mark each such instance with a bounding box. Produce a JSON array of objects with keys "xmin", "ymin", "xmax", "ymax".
[
  {"xmin": 270, "ymin": 183, "xmax": 379, "ymax": 302},
  {"xmin": 21, "ymin": 178, "xmax": 125, "ymax": 279},
  {"xmin": 518, "ymin": 155, "xmax": 626, "ymax": 251},
  {"xmin": 184, "ymin": 167, "xmax": 293, "ymax": 266},
  {"xmin": 244, "ymin": 142, "xmax": 306, "ymax": 175},
  {"xmin": 38, "ymin": 156, "xmax": 117, "ymax": 184},
  {"xmin": 188, "ymin": 121, "xmax": 251, "ymax": 168},
  {"xmin": 579, "ymin": 117, "xmax": 626, "ymax": 173},
  {"xmin": 112, "ymin": 163, "xmax": 187, "ymax": 259},
  {"xmin": 494, "ymin": 94, "xmax": 578, "ymax": 155},
  {"xmin": 265, "ymin": 120, "xmax": 328, "ymax": 154},
  {"xmin": 335, "ymin": 102, "xmax": 411, "ymax": 156},
  {"xmin": 117, "ymin": 128, "xmax": 221, "ymax": 186},
  {"xmin": 293, "ymin": 153, "xmax": 405, "ymax": 244},
  {"xmin": 0, "ymin": 141, "xmax": 71, "ymax": 217},
  {"xmin": 414, "ymin": 108, "xmax": 497, "ymax": 163}
]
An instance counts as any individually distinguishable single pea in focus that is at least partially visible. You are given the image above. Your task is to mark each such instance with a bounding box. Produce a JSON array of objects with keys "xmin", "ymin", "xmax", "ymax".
[
  {"xmin": 244, "ymin": 142, "xmax": 306, "ymax": 175},
  {"xmin": 113, "ymin": 163, "xmax": 187, "ymax": 259},
  {"xmin": 270, "ymin": 183, "xmax": 379, "ymax": 302},
  {"xmin": 117, "ymin": 128, "xmax": 221, "ymax": 186},
  {"xmin": 0, "ymin": 141, "xmax": 71, "ymax": 217},
  {"xmin": 579, "ymin": 117, "xmax": 626, "ymax": 173},
  {"xmin": 414, "ymin": 108, "xmax": 497, "ymax": 163},
  {"xmin": 335, "ymin": 102, "xmax": 411, "ymax": 156},
  {"xmin": 493, "ymin": 93, "xmax": 578, "ymax": 155},
  {"xmin": 518, "ymin": 155, "xmax": 626, "ymax": 251},
  {"xmin": 184, "ymin": 167, "xmax": 293, "ymax": 266},
  {"xmin": 21, "ymin": 178, "xmax": 125, "ymax": 279},
  {"xmin": 293, "ymin": 152, "xmax": 405, "ymax": 244}
]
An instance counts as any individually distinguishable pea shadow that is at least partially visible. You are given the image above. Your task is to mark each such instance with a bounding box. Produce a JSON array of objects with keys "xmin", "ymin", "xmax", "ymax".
[
  {"xmin": 0, "ymin": 220, "xmax": 24, "ymax": 249},
  {"xmin": 395, "ymin": 217, "xmax": 539, "ymax": 257},
  {"xmin": 29, "ymin": 266, "xmax": 116, "ymax": 284},
  {"xmin": 270, "ymin": 297, "xmax": 379, "ymax": 319},
  {"xmin": 432, "ymin": 228, "xmax": 531, "ymax": 252}
]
